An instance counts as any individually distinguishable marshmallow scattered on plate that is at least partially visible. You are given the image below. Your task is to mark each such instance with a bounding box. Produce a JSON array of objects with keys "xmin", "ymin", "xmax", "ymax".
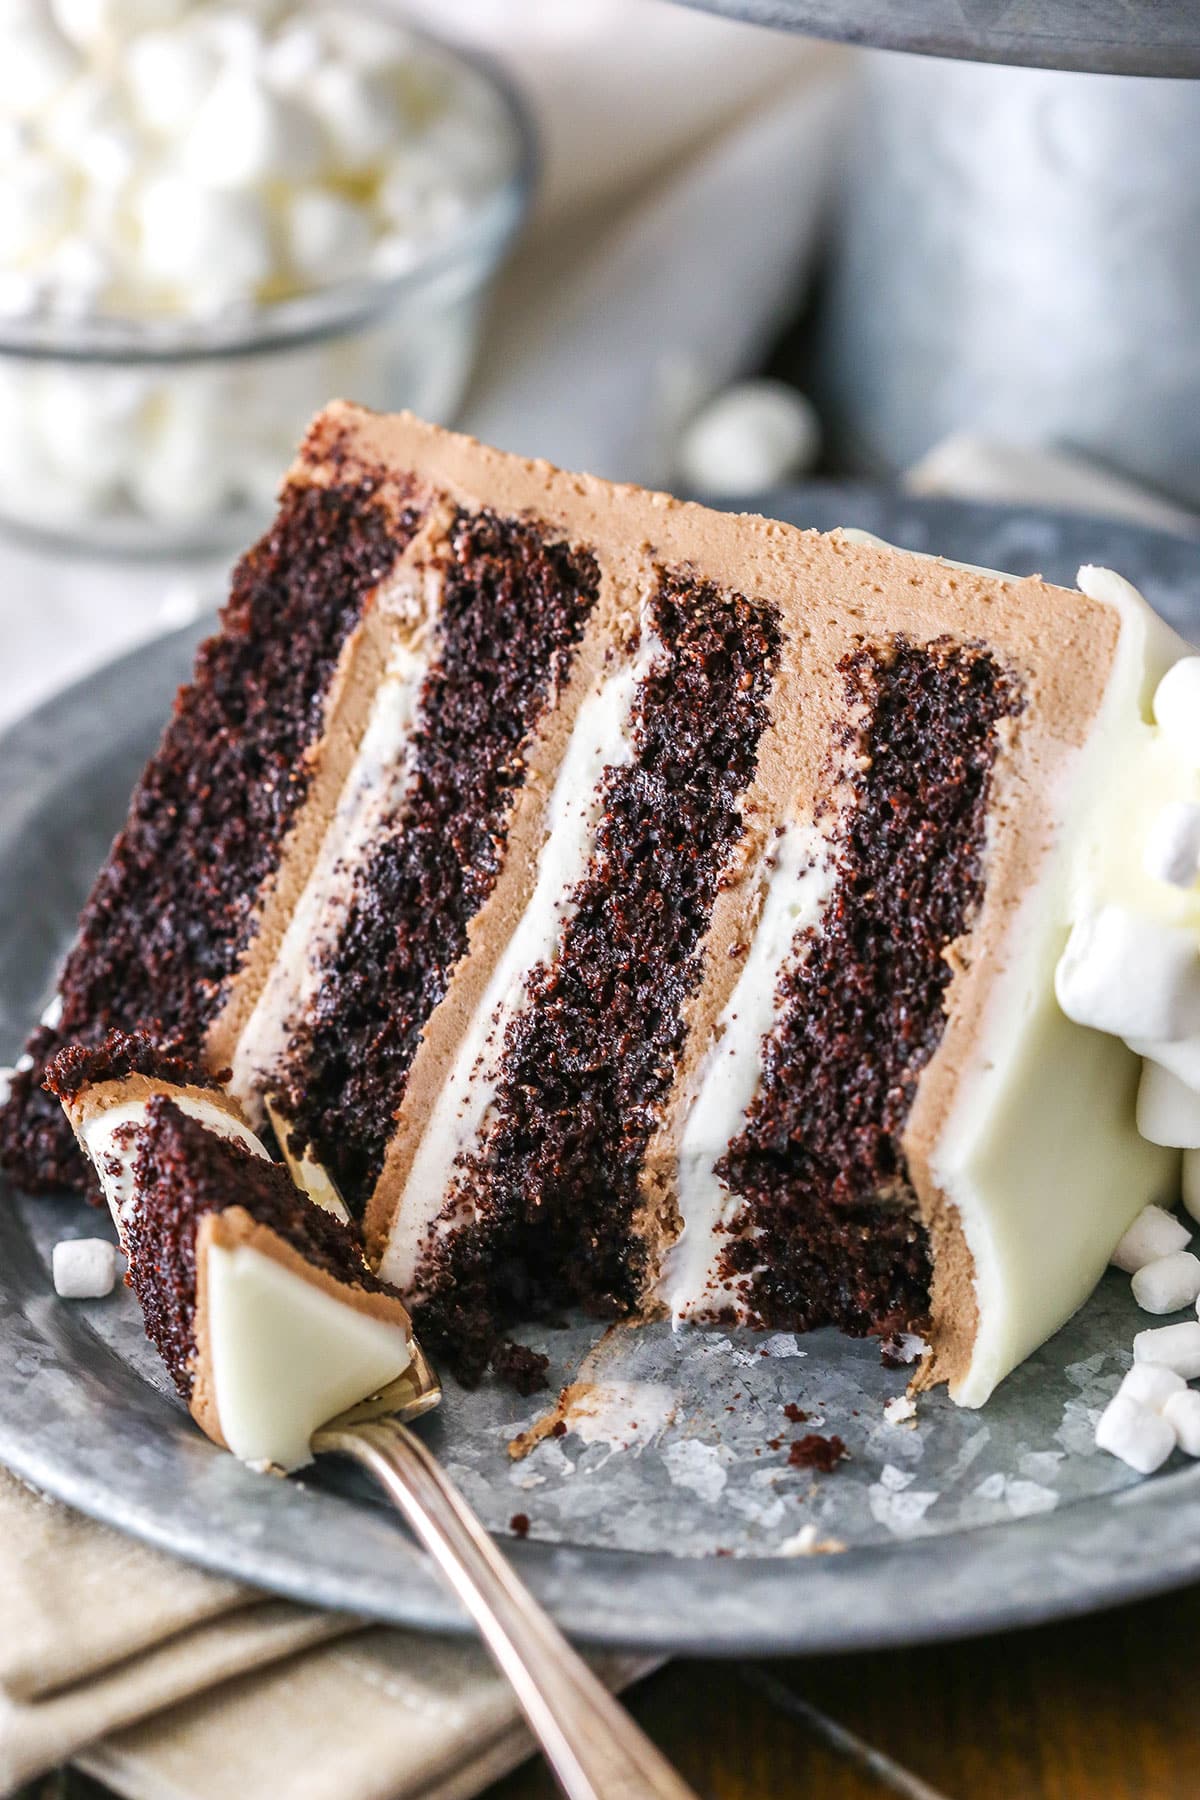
[{"xmin": 52, "ymin": 1237, "xmax": 117, "ymax": 1299}]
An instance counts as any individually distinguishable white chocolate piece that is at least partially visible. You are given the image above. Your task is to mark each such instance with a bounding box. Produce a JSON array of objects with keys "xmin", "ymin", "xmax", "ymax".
[
  {"xmin": 1153, "ymin": 658, "xmax": 1200, "ymax": 764},
  {"xmin": 1131, "ymin": 1250, "xmax": 1200, "ymax": 1314},
  {"xmin": 1055, "ymin": 907, "xmax": 1200, "ymax": 1043},
  {"xmin": 1118, "ymin": 1362, "xmax": 1186, "ymax": 1411},
  {"xmin": 1138, "ymin": 1061, "xmax": 1200, "ymax": 1149},
  {"xmin": 52, "ymin": 1236, "xmax": 117, "ymax": 1298},
  {"xmin": 205, "ymin": 1242, "xmax": 411, "ymax": 1471},
  {"xmin": 1184, "ymin": 1151, "xmax": 1200, "ymax": 1223},
  {"xmin": 1094, "ymin": 1392, "xmax": 1176, "ymax": 1473},
  {"xmin": 1144, "ymin": 801, "xmax": 1200, "ymax": 889},
  {"xmin": 1111, "ymin": 1203, "xmax": 1192, "ymax": 1273},
  {"xmin": 677, "ymin": 380, "xmax": 821, "ymax": 495},
  {"xmin": 1134, "ymin": 1320, "xmax": 1200, "ymax": 1379},
  {"xmin": 1162, "ymin": 1388, "xmax": 1200, "ymax": 1456}
]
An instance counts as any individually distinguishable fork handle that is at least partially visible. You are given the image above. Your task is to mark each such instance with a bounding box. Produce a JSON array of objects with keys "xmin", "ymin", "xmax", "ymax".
[{"xmin": 314, "ymin": 1417, "xmax": 699, "ymax": 1800}]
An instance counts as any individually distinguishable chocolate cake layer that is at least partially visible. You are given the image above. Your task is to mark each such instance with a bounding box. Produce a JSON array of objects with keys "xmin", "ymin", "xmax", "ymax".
[
  {"xmin": 45, "ymin": 1030, "xmax": 223, "ymax": 1104},
  {"xmin": 413, "ymin": 571, "xmax": 780, "ymax": 1383},
  {"xmin": 280, "ymin": 509, "xmax": 601, "ymax": 1204},
  {"xmin": 714, "ymin": 638, "xmax": 1021, "ymax": 1338},
  {"xmin": 1, "ymin": 477, "xmax": 418, "ymax": 1193},
  {"xmin": 128, "ymin": 1097, "xmax": 386, "ymax": 1397}
]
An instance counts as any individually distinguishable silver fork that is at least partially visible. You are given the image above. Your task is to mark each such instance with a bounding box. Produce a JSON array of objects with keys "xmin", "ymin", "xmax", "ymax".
[
  {"xmin": 265, "ymin": 1105, "xmax": 698, "ymax": 1800},
  {"xmin": 312, "ymin": 1353, "xmax": 698, "ymax": 1800}
]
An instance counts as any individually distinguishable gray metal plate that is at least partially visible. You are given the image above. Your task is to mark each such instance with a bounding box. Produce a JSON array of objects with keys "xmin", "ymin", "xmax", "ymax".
[
  {"xmin": 675, "ymin": 0, "xmax": 1200, "ymax": 77},
  {"xmin": 2, "ymin": 488, "xmax": 1199, "ymax": 1654}
]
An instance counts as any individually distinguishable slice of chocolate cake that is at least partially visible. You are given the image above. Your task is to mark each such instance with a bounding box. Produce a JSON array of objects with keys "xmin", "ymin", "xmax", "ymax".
[
  {"xmin": 49, "ymin": 1034, "xmax": 412, "ymax": 1470},
  {"xmin": 6, "ymin": 406, "xmax": 1192, "ymax": 1409}
]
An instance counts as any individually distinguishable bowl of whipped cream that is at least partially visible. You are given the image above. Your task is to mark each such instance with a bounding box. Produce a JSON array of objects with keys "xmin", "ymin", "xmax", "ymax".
[{"xmin": 0, "ymin": 1, "xmax": 532, "ymax": 551}]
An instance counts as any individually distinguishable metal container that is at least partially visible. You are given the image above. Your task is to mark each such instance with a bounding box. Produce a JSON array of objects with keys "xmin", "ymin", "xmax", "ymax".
[{"xmin": 811, "ymin": 54, "xmax": 1200, "ymax": 506}]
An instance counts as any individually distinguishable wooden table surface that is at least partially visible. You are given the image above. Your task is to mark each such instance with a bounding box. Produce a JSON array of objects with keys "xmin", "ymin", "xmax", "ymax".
[{"xmin": 483, "ymin": 1581, "xmax": 1200, "ymax": 1800}]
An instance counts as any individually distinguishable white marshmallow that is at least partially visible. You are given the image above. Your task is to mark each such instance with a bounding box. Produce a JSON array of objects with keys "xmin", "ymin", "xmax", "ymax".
[
  {"xmin": 52, "ymin": 1237, "xmax": 117, "ymax": 1299},
  {"xmin": 1118, "ymin": 1362, "xmax": 1186, "ymax": 1411},
  {"xmin": 261, "ymin": 22, "xmax": 322, "ymax": 94},
  {"xmin": 283, "ymin": 189, "xmax": 372, "ymax": 286},
  {"xmin": 1162, "ymin": 1388, "xmax": 1200, "ymax": 1456},
  {"xmin": 1134, "ymin": 1319, "xmax": 1200, "ymax": 1378},
  {"xmin": 42, "ymin": 234, "xmax": 112, "ymax": 317},
  {"xmin": 1127, "ymin": 1032, "xmax": 1200, "ymax": 1096},
  {"xmin": 133, "ymin": 177, "xmax": 271, "ymax": 298},
  {"xmin": 1137, "ymin": 1059, "xmax": 1200, "ymax": 1149},
  {"xmin": 129, "ymin": 396, "xmax": 231, "ymax": 525},
  {"xmin": 51, "ymin": 0, "xmax": 189, "ymax": 51},
  {"xmin": 1094, "ymin": 1392, "xmax": 1176, "ymax": 1473},
  {"xmin": 0, "ymin": 154, "xmax": 73, "ymax": 265},
  {"xmin": 125, "ymin": 27, "xmax": 220, "ymax": 133},
  {"xmin": 1055, "ymin": 905, "xmax": 1200, "ymax": 1043},
  {"xmin": 0, "ymin": 9, "xmax": 81, "ymax": 118},
  {"xmin": 318, "ymin": 6, "xmax": 418, "ymax": 71},
  {"xmin": 1144, "ymin": 801, "xmax": 1200, "ymax": 889},
  {"xmin": 1184, "ymin": 1150, "xmax": 1200, "ymax": 1223},
  {"xmin": 179, "ymin": 70, "xmax": 325, "ymax": 190},
  {"xmin": 307, "ymin": 62, "xmax": 405, "ymax": 173},
  {"xmin": 677, "ymin": 380, "xmax": 821, "ymax": 495},
  {"xmin": 1154, "ymin": 658, "xmax": 1200, "ymax": 765},
  {"xmin": 1131, "ymin": 1249, "xmax": 1200, "ymax": 1314},
  {"xmin": 1111, "ymin": 1203, "xmax": 1192, "ymax": 1272}
]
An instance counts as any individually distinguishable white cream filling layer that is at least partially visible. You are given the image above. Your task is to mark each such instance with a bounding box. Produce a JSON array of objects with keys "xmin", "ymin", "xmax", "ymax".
[
  {"xmin": 205, "ymin": 1242, "xmax": 411, "ymax": 1471},
  {"xmin": 228, "ymin": 635, "xmax": 430, "ymax": 1121},
  {"xmin": 82, "ymin": 1096, "xmax": 269, "ymax": 1241},
  {"xmin": 660, "ymin": 821, "xmax": 838, "ymax": 1322},
  {"xmin": 379, "ymin": 623, "xmax": 663, "ymax": 1289}
]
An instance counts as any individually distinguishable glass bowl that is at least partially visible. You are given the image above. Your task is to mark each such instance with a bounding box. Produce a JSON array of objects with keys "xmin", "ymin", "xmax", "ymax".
[{"xmin": 0, "ymin": 39, "xmax": 534, "ymax": 556}]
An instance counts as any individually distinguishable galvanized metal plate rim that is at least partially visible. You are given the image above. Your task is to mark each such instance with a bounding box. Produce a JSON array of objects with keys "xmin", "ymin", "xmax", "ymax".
[
  {"xmin": 673, "ymin": 0, "xmax": 1200, "ymax": 78},
  {"xmin": 2, "ymin": 485, "xmax": 1199, "ymax": 1655}
]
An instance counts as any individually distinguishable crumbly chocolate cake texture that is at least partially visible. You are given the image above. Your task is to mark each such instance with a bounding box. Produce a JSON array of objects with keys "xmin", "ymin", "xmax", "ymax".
[
  {"xmin": 129, "ymin": 1097, "xmax": 386, "ymax": 1397},
  {"xmin": 5, "ymin": 406, "xmax": 1185, "ymax": 1409}
]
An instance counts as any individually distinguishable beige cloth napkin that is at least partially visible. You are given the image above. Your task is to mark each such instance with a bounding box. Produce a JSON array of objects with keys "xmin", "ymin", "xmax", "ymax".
[{"xmin": 0, "ymin": 1467, "xmax": 647, "ymax": 1799}]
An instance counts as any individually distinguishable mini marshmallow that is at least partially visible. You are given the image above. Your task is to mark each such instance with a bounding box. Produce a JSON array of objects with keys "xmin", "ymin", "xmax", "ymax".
[
  {"xmin": 1144, "ymin": 801, "xmax": 1200, "ymax": 890},
  {"xmin": 1055, "ymin": 906, "xmax": 1200, "ymax": 1043},
  {"xmin": 677, "ymin": 380, "xmax": 821, "ymax": 496},
  {"xmin": 283, "ymin": 188, "xmax": 372, "ymax": 285},
  {"xmin": 1154, "ymin": 658, "xmax": 1200, "ymax": 765},
  {"xmin": 1119, "ymin": 1362, "xmax": 1186, "ymax": 1411},
  {"xmin": 125, "ymin": 26, "xmax": 220, "ymax": 133},
  {"xmin": 1134, "ymin": 1320, "xmax": 1200, "ymax": 1379},
  {"xmin": 1184, "ymin": 1150, "xmax": 1200, "ymax": 1223},
  {"xmin": 1111, "ymin": 1202, "xmax": 1191, "ymax": 1272},
  {"xmin": 180, "ymin": 70, "xmax": 325, "ymax": 190},
  {"xmin": 0, "ymin": 154, "xmax": 73, "ymax": 264},
  {"xmin": 1094, "ymin": 1392, "xmax": 1176, "ymax": 1473},
  {"xmin": 1127, "ymin": 1032, "xmax": 1200, "ymax": 1096},
  {"xmin": 0, "ymin": 9, "xmax": 81, "ymax": 119},
  {"xmin": 1131, "ymin": 1249, "xmax": 1200, "ymax": 1314},
  {"xmin": 52, "ymin": 1236, "xmax": 117, "ymax": 1299},
  {"xmin": 134, "ymin": 177, "xmax": 272, "ymax": 297},
  {"xmin": 1162, "ymin": 1388, "xmax": 1200, "ymax": 1456},
  {"xmin": 1137, "ymin": 1059, "xmax": 1200, "ymax": 1149},
  {"xmin": 307, "ymin": 62, "xmax": 405, "ymax": 173}
]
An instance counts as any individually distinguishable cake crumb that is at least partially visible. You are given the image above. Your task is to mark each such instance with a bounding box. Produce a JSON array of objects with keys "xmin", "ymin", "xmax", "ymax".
[
  {"xmin": 885, "ymin": 1393, "xmax": 917, "ymax": 1426},
  {"xmin": 509, "ymin": 1512, "xmax": 530, "ymax": 1539},
  {"xmin": 778, "ymin": 1524, "xmax": 847, "ymax": 1557},
  {"xmin": 783, "ymin": 1403, "xmax": 809, "ymax": 1423},
  {"xmin": 788, "ymin": 1433, "xmax": 847, "ymax": 1472},
  {"xmin": 492, "ymin": 1340, "xmax": 550, "ymax": 1396},
  {"xmin": 881, "ymin": 1331, "xmax": 931, "ymax": 1368}
]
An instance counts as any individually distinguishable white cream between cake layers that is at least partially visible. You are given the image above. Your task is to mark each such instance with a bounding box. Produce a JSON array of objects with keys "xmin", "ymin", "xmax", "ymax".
[
  {"xmin": 926, "ymin": 565, "xmax": 1185, "ymax": 1406},
  {"xmin": 74, "ymin": 1090, "xmax": 410, "ymax": 1472},
  {"xmin": 659, "ymin": 818, "xmax": 840, "ymax": 1322},
  {"xmin": 378, "ymin": 610, "xmax": 665, "ymax": 1290},
  {"xmin": 227, "ymin": 628, "xmax": 434, "ymax": 1126}
]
